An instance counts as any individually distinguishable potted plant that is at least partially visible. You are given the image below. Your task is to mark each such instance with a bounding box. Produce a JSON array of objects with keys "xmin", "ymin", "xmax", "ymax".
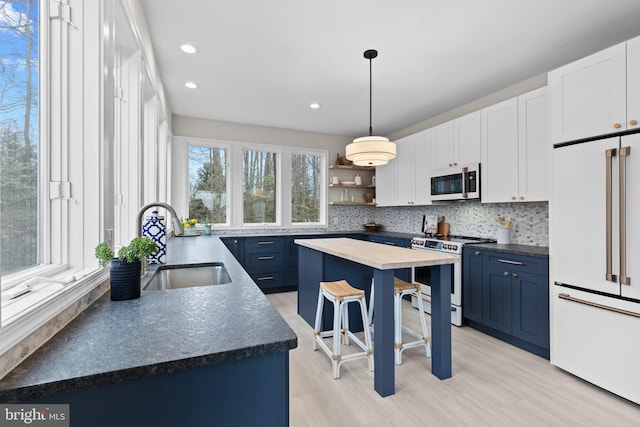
[{"xmin": 95, "ymin": 237, "xmax": 158, "ymax": 301}]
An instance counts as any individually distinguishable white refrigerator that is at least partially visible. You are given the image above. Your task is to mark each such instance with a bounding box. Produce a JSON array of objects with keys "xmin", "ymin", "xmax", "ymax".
[{"xmin": 550, "ymin": 133, "xmax": 640, "ymax": 404}]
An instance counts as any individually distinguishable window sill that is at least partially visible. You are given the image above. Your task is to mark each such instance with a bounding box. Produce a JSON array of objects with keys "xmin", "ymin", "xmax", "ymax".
[{"xmin": 0, "ymin": 268, "xmax": 109, "ymax": 359}]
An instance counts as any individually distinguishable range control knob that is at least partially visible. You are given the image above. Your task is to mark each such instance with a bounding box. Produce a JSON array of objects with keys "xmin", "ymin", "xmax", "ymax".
[{"xmin": 452, "ymin": 245, "xmax": 458, "ymax": 251}]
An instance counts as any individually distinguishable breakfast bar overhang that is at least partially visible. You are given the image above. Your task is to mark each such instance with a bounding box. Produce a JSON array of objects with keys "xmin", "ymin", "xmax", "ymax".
[{"xmin": 295, "ymin": 237, "xmax": 459, "ymax": 397}]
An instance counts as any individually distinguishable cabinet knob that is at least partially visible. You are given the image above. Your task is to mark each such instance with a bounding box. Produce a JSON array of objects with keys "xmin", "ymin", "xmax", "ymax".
[
  {"xmin": 630, "ymin": 119, "xmax": 638, "ymax": 126},
  {"xmin": 512, "ymin": 272, "xmax": 518, "ymax": 278},
  {"xmin": 503, "ymin": 271, "xmax": 509, "ymax": 276},
  {"xmin": 511, "ymin": 196, "xmax": 516, "ymax": 200},
  {"xmin": 614, "ymin": 123, "xmax": 622, "ymax": 129},
  {"xmin": 519, "ymin": 196, "xmax": 524, "ymax": 200},
  {"xmin": 475, "ymin": 251, "xmax": 481, "ymax": 256},
  {"xmin": 449, "ymin": 163, "xmax": 453, "ymax": 167}
]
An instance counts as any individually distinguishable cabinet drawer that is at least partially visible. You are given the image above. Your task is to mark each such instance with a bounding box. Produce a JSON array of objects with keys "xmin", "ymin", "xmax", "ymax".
[
  {"xmin": 245, "ymin": 237, "xmax": 284, "ymax": 252},
  {"xmin": 245, "ymin": 251, "xmax": 283, "ymax": 269},
  {"xmin": 483, "ymin": 251, "xmax": 548, "ymax": 274},
  {"xmin": 248, "ymin": 270, "xmax": 285, "ymax": 289}
]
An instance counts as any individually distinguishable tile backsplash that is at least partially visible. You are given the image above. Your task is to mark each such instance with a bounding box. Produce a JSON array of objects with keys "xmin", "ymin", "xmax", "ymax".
[{"xmin": 329, "ymin": 201, "xmax": 548, "ymax": 247}]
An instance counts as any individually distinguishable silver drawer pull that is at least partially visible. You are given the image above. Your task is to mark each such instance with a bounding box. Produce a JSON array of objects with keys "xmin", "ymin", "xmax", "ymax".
[
  {"xmin": 559, "ymin": 293, "xmax": 640, "ymax": 319},
  {"xmin": 257, "ymin": 276, "xmax": 274, "ymax": 281},
  {"xmin": 258, "ymin": 256, "xmax": 274, "ymax": 260},
  {"xmin": 383, "ymin": 242, "xmax": 396, "ymax": 245},
  {"xmin": 498, "ymin": 259, "xmax": 524, "ymax": 266},
  {"xmin": 258, "ymin": 241, "xmax": 274, "ymax": 245}
]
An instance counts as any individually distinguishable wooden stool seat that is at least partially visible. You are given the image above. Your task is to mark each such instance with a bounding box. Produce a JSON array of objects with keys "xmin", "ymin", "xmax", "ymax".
[
  {"xmin": 321, "ymin": 280, "xmax": 365, "ymax": 300},
  {"xmin": 394, "ymin": 277, "xmax": 420, "ymax": 293},
  {"xmin": 313, "ymin": 280, "xmax": 374, "ymax": 379}
]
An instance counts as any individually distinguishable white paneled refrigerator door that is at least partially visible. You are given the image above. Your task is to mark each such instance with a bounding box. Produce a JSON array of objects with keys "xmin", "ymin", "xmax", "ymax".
[
  {"xmin": 621, "ymin": 133, "xmax": 640, "ymax": 299},
  {"xmin": 551, "ymin": 137, "xmax": 620, "ymax": 295}
]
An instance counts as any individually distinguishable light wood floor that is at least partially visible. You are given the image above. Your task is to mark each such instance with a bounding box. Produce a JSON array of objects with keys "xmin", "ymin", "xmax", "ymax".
[{"xmin": 266, "ymin": 291, "xmax": 640, "ymax": 427}]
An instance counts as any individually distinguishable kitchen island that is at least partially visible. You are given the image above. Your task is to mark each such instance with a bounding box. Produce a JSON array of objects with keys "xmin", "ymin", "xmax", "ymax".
[
  {"xmin": 0, "ymin": 236, "xmax": 297, "ymax": 426},
  {"xmin": 295, "ymin": 237, "xmax": 459, "ymax": 397}
]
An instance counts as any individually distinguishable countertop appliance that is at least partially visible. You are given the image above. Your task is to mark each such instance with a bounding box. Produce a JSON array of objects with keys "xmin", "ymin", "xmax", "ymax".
[
  {"xmin": 430, "ymin": 163, "xmax": 480, "ymax": 201},
  {"xmin": 410, "ymin": 234, "xmax": 492, "ymax": 326},
  {"xmin": 551, "ymin": 133, "xmax": 640, "ymax": 404}
]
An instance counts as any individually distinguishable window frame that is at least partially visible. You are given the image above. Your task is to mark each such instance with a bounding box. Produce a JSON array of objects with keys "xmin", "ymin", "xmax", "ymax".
[
  {"xmin": 186, "ymin": 140, "xmax": 231, "ymax": 227},
  {"xmin": 176, "ymin": 137, "xmax": 328, "ymax": 229}
]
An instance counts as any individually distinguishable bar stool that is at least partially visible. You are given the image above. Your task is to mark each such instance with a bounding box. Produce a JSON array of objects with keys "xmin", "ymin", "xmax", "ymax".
[
  {"xmin": 368, "ymin": 277, "xmax": 431, "ymax": 365},
  {"xmin": 313, "ymin": 280, "xmax": 374, "ymax": 379}
]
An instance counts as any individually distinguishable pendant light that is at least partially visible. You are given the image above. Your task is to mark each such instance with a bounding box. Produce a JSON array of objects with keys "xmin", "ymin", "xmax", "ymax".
[{"xmin": 345, "ymin": 49, "xmax": 396, "ymax": 166}]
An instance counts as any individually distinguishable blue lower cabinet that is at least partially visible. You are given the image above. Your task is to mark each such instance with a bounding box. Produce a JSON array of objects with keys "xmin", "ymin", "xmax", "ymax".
[
  {"xmin": 463, "ymin": 248, "xmax": 550, "ymax": 359},
  {"xmin": 28, "ymin": 352, "xmax": 290, "ymax": 427}
]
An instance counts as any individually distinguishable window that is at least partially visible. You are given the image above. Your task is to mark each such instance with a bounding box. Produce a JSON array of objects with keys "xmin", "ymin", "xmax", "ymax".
[
  {"xmin": 291, "ymin": 153, "xmax": 322, "ymax": 223},
  {"xmin": 178, "ymin": 139, "xmax": 327, "ymax": 229},
  {"xmin": 243, "ymin": 148, "xmax": 277, "ymax": 224},
  {"xmin": 0, "ymin": 0, "xmax": 39, "ymax": 276},
  {"xmin": 188, "ymin": 145, "xmax": 228, "ymax": 224}
]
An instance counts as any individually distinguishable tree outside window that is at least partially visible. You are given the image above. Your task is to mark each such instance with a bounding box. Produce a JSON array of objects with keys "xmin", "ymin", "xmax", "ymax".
[
  {"xmin": 291, "ymin": 153, "xmax": 321, "ymax": 223},
  {"xmin": 188, "ymin": 145, "xmax": 227, "ymax": 224},
  {"xmin": 0, "ymin": 0, "xmax": 39, "ymax": 276},
  {"xmin": 243, "ymin": 149, "xmax": 276, "ymax": 223}
]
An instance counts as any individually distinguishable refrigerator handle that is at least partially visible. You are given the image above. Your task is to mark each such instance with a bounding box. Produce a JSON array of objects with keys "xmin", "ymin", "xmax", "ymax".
[
  {"xmin": 606, "ymin": 148, "xmax": 617, "ymax": 283},
  {"xmin": 619, "ymin": 146, "xmax": 631, "ymax": 285}
]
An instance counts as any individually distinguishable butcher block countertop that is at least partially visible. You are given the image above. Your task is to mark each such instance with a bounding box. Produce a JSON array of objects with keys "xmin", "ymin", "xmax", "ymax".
[{"xmin": 294, "ymin": 237, "xmax": 459, "ymax": 269}]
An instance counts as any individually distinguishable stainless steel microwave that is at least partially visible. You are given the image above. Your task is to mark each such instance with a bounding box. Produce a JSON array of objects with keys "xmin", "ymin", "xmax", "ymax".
[{"xmin": 430, "ymin": 163, "xmax": 480, "ymax": 201}]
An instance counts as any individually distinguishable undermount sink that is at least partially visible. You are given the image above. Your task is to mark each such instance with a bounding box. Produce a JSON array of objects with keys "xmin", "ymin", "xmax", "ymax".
[{"xmin": 143, "ymin": 263, "xmax": 232, "ymax": 291}]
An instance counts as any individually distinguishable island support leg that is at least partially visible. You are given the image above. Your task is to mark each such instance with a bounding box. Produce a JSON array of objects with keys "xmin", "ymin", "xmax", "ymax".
[
  {"xmin": 430, "ymin": 264, "xmax": 452, "ymax": 379},
  {"xmin": 373, "ymin": 269, "xmax": 395, "ymax": 397}
]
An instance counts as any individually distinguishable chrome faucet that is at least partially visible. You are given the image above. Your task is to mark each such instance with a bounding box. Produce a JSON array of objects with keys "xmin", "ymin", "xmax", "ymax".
[
  {"xmin": 136, "ymin": 202, "xmax": 185, "ymax": 238},
  {"xmin": 136, "ymin": 202, "xmax": 185, "ymax": 277}
]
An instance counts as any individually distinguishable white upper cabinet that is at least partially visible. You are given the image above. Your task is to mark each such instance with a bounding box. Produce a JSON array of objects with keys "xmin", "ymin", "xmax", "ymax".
[
  {"xmin": 455, "ymin": 111, "xmax": 482, "ymax": 166},
  {"xmin": 481, "ymin": 87, "xmax": 549, "ymax": 203},
  {"xmin": 549, "ymin": 36, "xmax": 640, "ymax": 144},
  {"xmin": 395, "ymin": 136, "xmax": 416, "ymax": 205},
  {"xmin": 481, "ymin": 97, "xmax": 519, "ymax": 203},
  {"xmin": 374, "ymin": 154, "xmax": 396, "ymax": 207},
  {"xmin": 627, "ymin": 36, "xmax": 640, "ymax": 132},
  {"xmin": 375, "ymin": 130, "xmax": 432, "ymax": 206},
  {"xmin": 432, "ymin": 112, "xmax": 481, "ymax": 169},
  {"xmin": 432, "ymin": 121, "xmax": 455, "ymax": 168},
  {"xmin": 413, "ymin": 130, "xmax": 433, "ymax": 205},
  {"xmin": 517, "ymin": 87, "xmax": 549, "ymax": 202}
]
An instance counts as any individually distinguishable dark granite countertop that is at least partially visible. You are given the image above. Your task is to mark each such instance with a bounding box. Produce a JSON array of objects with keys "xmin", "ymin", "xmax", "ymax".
[
  {"xmin": 466, "ymin": 242, "xmax": 549, "ymax": 258},
  {"xmin": 0, "ymin": 236, "xmax": 297, "ymax": 403}
]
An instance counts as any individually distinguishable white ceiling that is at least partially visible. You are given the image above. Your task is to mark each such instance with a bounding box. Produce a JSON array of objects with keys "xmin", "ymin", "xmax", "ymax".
[{"xmin": 140, "ymin": 0, "xmax": 640, "ymax": 138}]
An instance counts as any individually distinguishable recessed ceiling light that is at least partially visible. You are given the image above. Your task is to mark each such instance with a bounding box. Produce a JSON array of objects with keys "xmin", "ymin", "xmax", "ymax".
[
  {"xmin": 180, "ymin": 43, "xmax": 197, "ymax": 54},
  {"xmin": 309, "ymin": 102, "xmax": 321, "ymax": 109},
  {"xmin": 185, "ymin": 81, "xmax": 198, "ymax": 89}
]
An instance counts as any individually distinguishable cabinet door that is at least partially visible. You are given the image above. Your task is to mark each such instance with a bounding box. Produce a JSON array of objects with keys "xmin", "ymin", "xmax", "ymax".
[
  {"xmin": 481, "ymin": 97, "xmax": 519, "ymax": 203},
  {"xmin": 455, "ymin": 111, "xmax": 481, "ymax": 165},
  {"xmin": 627, "ymin": 36, "xmax": 640, "ymax": 132},
  {"xmin": 413, "ymin": 129, "xmax": 433, "ymax": 205},
  {"xmin": 518, "ymin": 87, "xmax": 549, "ymax": 202},
  {"xmin": 511, "ymin": 270, "xmax": 549, "ymax": 349},
  {"xmin": 482, "ymin": 264, "xmax": 512, "ymax": 334},
  {"xmin": 395, "ymin": 137, "xmax": 416, "ymax": 205},
  {"xmin": 432, "ymin": 121, "xmax": 455, "ymax": 168},
  {"xmin": 549, "ymin": 41, "xmax": 627, "ymax": 144},
  {"xmin": 375, "ymin": 159, "xmax": 396, "ymax": 206},
  {"xmin": 462, "ymin": 247, "xmax": 484, "ymax": 323}
]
